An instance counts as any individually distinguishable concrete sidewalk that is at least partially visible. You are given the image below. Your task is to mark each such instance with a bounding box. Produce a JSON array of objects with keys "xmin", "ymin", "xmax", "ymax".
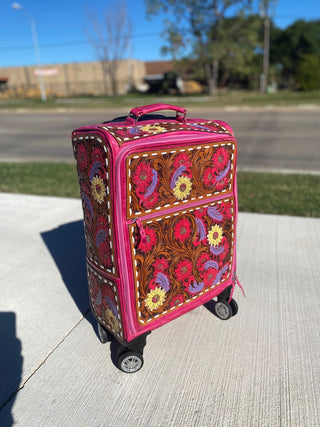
[{"xmin": 0, "ymin": 193, "xmax": 319, "ymax": 426}]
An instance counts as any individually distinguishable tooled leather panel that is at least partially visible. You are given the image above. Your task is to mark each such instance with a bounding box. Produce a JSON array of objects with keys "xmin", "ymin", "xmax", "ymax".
[
  {"xmin": 87, "ymin": 264, "xmax": 123, "ymax": 339},
  {"xmin": 72, "ymin": 134, "xmax": 117, "ymax": 276},
  {"xmin": 127, "ymin": 142, "xmax": 235, "ymax": 218},
  {"xmin": 101, "ymin": 120, "xmax": 232, "ymax": 146},
  {"xmin": 129, "ymin": 197, "xmax": 235, "ymax": 325}
]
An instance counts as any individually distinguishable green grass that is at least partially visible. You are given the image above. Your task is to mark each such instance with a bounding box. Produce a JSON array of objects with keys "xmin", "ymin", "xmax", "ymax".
[
  {"xmin": 237, "ymin": 172, "xmax": 320, "ymax": 218},
  {"xmin": 1, "ymin": 90, "xmax": 320, "ymax": 110},
  {"xmin": 0, "ymin": 163, "xmax": 80, "ymax": 198},
  {"xmin": 0, "ymin": 162, "xmax": 319, "ymax": 217}
]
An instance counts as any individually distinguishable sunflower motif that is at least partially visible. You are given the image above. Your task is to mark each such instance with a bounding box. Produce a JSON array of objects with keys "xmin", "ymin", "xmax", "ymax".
[
  {"xmin": 173, "ymin": 175, "xmax": 192, "ymax": 200},
  {"xmin": 207, "ymin": 224, "xmax": 223, "ymax": 247},
  {"xmin": 145, "ymin": 287, "xmax": 166, "ymax": 311},
  {"xmin": 91, "ymin": 176, "xmax": 106, "ymax": 204},
  {"xmin": 104, "ymin": 309, "xmax": 120, "ymax": 333},
  {"xmin": 139, "ymin": 124, "xmax": 166, "ymax": 134}
]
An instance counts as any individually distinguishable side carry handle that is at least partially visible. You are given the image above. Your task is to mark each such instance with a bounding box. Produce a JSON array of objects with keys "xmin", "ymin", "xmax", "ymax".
[{"xmin": 126, "ymin": 103, "xmax": 187, "ymax": 125}]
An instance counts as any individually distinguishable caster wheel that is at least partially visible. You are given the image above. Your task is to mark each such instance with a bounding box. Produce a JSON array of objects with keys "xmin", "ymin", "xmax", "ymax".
[
  {"xmin": 118, "ymin": 351, "xmax": 144, "ymax": 373},
  {"xmin": 97, "ymin": 323, "xmax": 112, "ymax": 344},
  {"xmin": 229, "ymin": 298, "xmax": 238, "ymax": 316},
  {"xmin": 214, "ymin": 300, "xmax": 232, "ymax": 320}
]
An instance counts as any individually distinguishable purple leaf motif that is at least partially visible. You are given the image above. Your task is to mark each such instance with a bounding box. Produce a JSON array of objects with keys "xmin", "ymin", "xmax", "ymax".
[
  {"xmin": 89, "ymin": 161, "xmax": 102, "ymax": 182},
  {"xmin": 155, "ymin": 272, "xmax": 170, "ymax": 291},
  {"xmin": 210, "ymin": 245, "xmax": 224, "ymax": 255},
  {"xmin": 204, "ymin": 260, "xmax": 219, "ymax": 270},
  {"xmin": 129, "ymin": 127, "xmax": 141, "ymax": 136},
  {"xmin": 170, "ymin": 165, "xmax": 186, "ymax": 189},
  {"xmin": 190, "ymin": 123, "xmax": 210, "ymax": 131},
  {"xmin": 95, "ymin": 289, "xmax": 102, "ymax": 305},
  {"xmin": 213, "ymin": 264, "xmax": 229, "ymax": 285},
  {"xmin": 195, "ymin": 217, "xmax": 207, "ymax": 241},
  {"xmin": 215, "ymin": 160, "xmax": 230, "ymax": 182},
  {"xmin": 105, "ymin": 295, "xmax": 118, "ymax": 317},
  {"xmin": 96, "ymin": 229, "xmax": 107, "ymax": 247},
  {"xmin": 189, "ymin": 281, "xmax": 204, "ymax": 294},
  {"xmin": 83, "ymin": 193, "xmax": 93, "ymax": 217},
  {"xmin": 207, "ymin": 206, "xmax": 223, "ymax": 221},
  {"xmin": 144, "ymin": 169, "xmax": 158, "ymax": 198}
]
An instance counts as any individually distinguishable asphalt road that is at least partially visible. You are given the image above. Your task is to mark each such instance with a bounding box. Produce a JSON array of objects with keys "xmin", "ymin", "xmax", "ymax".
[{"xmin": 0, "ymin": 107, "xmax": 319, "ymax": 172}]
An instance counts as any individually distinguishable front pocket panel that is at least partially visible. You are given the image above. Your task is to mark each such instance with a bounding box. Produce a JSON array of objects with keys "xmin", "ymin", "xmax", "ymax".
[
  {"xmin": 129, "ymin": 197, "xmax": 235, "ymax": 325},
  {"xmin": 126, "ymin": 141, "xmax": 236, "ymax": 218}
]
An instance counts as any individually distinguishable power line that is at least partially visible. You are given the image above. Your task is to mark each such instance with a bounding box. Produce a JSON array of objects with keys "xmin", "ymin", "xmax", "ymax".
[{"xmin": 0, "ymin": 31, "xmax": 162, "ymax": 51}]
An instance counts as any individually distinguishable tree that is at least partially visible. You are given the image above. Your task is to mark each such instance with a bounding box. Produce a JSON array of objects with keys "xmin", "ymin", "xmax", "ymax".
[
  {"xmin": 86, "ymin": 1, "xmax": 132, "ymax": 96},
  {"xmin": 270, "ymin": 20, "xmax": 320, "ymax": 89},
  {"xmin": 145, "ymin": 0, "xmax": 255, "ymax": 95},
  {"xmin": 296, "ymin": 54, "xmax": 320, "ymax": 90}
]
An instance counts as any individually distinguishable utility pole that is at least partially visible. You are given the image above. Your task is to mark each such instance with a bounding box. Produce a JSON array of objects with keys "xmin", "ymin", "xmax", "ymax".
[
  {"xmin": 260, "ymin": 1, "xmax": 270, "ymax": 93},
  {"xmin": 12, "ymin": 2, "xmax": 47, "ymax": 101}
]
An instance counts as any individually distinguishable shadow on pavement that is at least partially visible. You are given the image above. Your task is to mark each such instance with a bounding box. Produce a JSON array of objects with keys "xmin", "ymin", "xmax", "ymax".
[
  {"xmin": 41, "ymin": 220, "xmax": 94, "ymax": 326},
  {"xmin": 0, "ymin": 312, "xmax": 23, "ymax": 427}
]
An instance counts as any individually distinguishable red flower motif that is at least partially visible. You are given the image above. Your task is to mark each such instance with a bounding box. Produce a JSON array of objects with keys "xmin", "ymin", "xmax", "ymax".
[
  {"xmin": 77, "ymin": 144, "xmax": 88, "ymax": 170},
  {"xmin": 133, "ymin": 162, "xmax": 153, "ymax": 191},
  {"xmin": 215, "ymin": 174, "xmax": 230, "ymax": 192},
  {"xmin": 219, "ymin": 201, "xmax": 233, "ymax": 220},
  {"xmin": 96, "ymin": 215, "xmax": 108, "ymax": 230},
  {"xmin": 218, "ymin": 237, "xmax": 230, "ymax": 261},
  {"xmin": 153, "ymin": 257, "xmax": 169, "ymax": 274},
  {"xmin": 203, "ymin": 167, "xmax": 216, "ymax": 188},
  {"xmin": 194, "ymin": 207, "xmax": 207, "ymax": 219},
  {"xmin": 203, "ymin": 268, "xmax": 218, "ymax": 288},
  {"xmin": 175, "ymin": 259, "xmax": 193, "ymax": 282},
  {"xmin": 138, "ymin": 227, "xmax": 157, "ymax": 253},
  {"xmin": 92, "ymin": 147, "xmax": 104, "ymax": 163},
  {"xmin": 196, "ymin": 253, "xmax": 210, "ymax": 271},
  {"xmin": 89, "ymin": 274, "xmax": 104, "ymax": 316},
  {"xmin": 97, "ymin": 241, "xmax": 112, "ymax": 268},
  {"xmin": 169, "ymin": 293, "xmax": 185, "ymax": 308},
  {"xmin": 143, "ymin": 192, "xmax": 159, "ymax": 209},
  {"xmin": 173, "ymin": 218, "xmax": 192, "ymax": 242},
  {"xmin": 173, "ymin": 152, "xmax": 192, "ymax": 169},
  {"xmin": 213, "ymin": 147, "xmax": 229, "ymax": 170}
]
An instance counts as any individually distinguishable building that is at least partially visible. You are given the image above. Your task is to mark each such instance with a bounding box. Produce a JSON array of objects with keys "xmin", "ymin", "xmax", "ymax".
[{"xmin": 0, "ymin": 59, "xmax": 146, "ymax": 97}]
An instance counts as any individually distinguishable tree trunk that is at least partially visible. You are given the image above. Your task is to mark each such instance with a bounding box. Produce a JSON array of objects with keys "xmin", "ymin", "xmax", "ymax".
[{"xmin": 205, "ymin": 59, "xmax": 219, "ymax": 96}]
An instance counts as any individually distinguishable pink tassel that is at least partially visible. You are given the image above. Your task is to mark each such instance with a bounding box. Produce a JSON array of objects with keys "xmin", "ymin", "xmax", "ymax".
[{"xmin": 228, "ymin": 273, "xmax": 246, "ymax": 303}]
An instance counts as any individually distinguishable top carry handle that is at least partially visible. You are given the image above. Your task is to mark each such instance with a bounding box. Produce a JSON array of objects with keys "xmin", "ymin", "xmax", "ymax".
[{"xmin": 126, "ymin": 103, "xmax": 187, "ymax": 125}]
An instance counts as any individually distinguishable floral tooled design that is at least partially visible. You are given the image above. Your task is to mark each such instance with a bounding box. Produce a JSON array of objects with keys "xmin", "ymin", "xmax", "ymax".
[
  {"xmin": 87, "ymin": 267, "xmax": 122, "ymax": 337},
  {"xmin": 173, "ymin": 175, "xmax": 192, "ymax": 200},
  {"xmin": 145, "ymin": 287, "xmax": 167, "ymax": 311},
  {"xmin": 128, "ymin": 142, "xmax": 235, "ymax": 217},
  {"xmin": 139, "ymin": 124, "xmax": 166, "ymax": 134},
  {"xmin": 103, "ymin": 121, "xmax": 232, "ymax": 146},
  {"xmin": 73, "ymin": 136, "xmax": 116, "ymax": 275},
  {"xmin": 131, "ymin": 198, "xmax": 235, "ymax": 324},
  {"xmin": 91, "ymin": 176, "xmax": 106, "ymax": 204},
  {"xmin": 132, "ymin": 161, "xmax": 159, "ymax": 209}
]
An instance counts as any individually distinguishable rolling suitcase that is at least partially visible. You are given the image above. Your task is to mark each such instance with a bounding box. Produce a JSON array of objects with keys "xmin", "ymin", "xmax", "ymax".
[{"xmin": 72, "ymin": 103, "xmax": 243, "ymax": 372}]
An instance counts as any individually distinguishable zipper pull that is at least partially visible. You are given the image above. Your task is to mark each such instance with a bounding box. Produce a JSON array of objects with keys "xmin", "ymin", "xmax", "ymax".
[
  {"xmin": 228, "ymin": 272, "xmax": 246, "ymax": 303},
  {"xmin": 136, "ymin": 219, "xmax": 148, "ymax": 245}
]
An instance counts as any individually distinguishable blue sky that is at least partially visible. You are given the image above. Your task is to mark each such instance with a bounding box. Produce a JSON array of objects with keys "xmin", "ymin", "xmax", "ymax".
[{"xmin": 0, "ymin": 0, "xmax": 319, "ymax": 68}]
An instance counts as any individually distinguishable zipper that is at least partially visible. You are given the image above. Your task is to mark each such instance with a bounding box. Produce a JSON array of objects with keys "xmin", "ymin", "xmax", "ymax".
[
  {"xmin": 115, "ymin": 132, "xmax": 235, "ymax": 175},
  {"xmin": 128, "ymin": 191, "xmax": 234, "ymax": 227}
]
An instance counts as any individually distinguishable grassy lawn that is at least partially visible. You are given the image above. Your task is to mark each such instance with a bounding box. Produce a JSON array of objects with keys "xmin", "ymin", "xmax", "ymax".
[
  {"xmin": 1, "ymin": 90, "xmax": 320, "ymax": 110},
  {"xmin": 0, "ymin": 162, "xmax": 319, "ymax": 218}
]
